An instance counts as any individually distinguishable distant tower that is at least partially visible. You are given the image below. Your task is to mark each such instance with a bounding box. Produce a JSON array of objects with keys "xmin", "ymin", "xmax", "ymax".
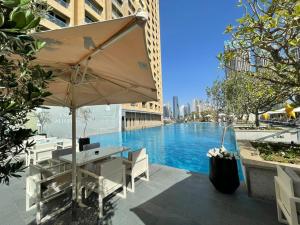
[
  {"xmin": 173, "ymin": 96, "xmax": 179, "ymax": 120},
  {"xmin": 224, "ymin": 41, "xmax": 251, "ymax": 77}
]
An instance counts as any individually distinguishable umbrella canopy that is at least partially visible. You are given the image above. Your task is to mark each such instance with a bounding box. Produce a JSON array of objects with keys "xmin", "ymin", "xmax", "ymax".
[
  {"xmin": 33, "ymin": 12, "xmax": 157, "ymax": 108},
  {"xmin": 31, "ymin": 12, "xmax": 157, "ymax": 208}
]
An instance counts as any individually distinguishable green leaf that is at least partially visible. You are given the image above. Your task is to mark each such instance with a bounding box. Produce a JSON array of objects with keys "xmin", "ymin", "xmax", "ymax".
[
  {"xmin": 6, "ymin": 101, "xmax": 16, "ymax": 110},
  {"xmin": 25, "ymin": 10, "xmax": 34, "ymax": 25},
  {"xmin": 2, "ymin": 0, "xmax": 20, "ymax": 8},
  {"xmin": 23, "ymin": 17, "xmax": 40, "ymax": 30},
  {"xmin": 225, "ymin": 25, "xmax": 234, "ymax": 34},
  {"xmin": 10, "ymin": 8, "xmax": 26, "ymax": 29},
  {"xmin": 20, "ymin": 0, "xmax": 31, "ymax": 5},
  {"xmin": 0, "ymin": 13, "xmax": 4, "ymax": 27},
  {"xmin": 295, "ymin": 3, "xmax": 300, "ymax": 16}
]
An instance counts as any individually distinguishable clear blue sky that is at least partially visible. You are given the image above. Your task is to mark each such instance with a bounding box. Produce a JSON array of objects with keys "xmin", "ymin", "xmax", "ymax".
[{"xmin": 160, "ymin": 0, "xmax": 244, "ymax": 106}]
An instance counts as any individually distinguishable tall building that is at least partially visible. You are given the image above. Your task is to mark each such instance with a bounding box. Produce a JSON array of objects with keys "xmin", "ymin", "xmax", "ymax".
[
  {"xmin": 186, "ymin": 103, "xmax": 191, "ymax": 115},
  {"xmin": 224, "ymin": 41, "xmax": 251, "ymax": 77},
  {"xmin": 173, "ymin": 96, "xmax": 179, "ymax": 120},
  {"xmin": 163, "ymin": 103, "xmax": 171, "ymax": 119},
  {"xmin": 41, "ymin": 0, "xmax": 163, "ymax": 131}
]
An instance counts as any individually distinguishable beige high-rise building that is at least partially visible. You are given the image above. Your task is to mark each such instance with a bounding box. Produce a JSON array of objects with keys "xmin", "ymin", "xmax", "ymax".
[{"xmin": 41, "ymin": 0, "xmax": 163, "ymax": 131}]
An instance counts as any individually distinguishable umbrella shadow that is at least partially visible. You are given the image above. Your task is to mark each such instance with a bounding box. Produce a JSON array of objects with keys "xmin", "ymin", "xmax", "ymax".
[{"xmin": 130, "ymin": 172, "xmax": 279, "ymax": 225}]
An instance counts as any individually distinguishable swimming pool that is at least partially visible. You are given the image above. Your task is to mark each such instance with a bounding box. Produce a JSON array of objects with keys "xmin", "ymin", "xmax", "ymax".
[{"xmin": 90, "ymin": 122, "xmax": 242, "ymax": 177}]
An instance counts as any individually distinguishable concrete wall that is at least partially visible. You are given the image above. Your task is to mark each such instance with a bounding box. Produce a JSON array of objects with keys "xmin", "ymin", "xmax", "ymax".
[
  {"xmin": 238, "ymin": 140, "xmax": 300, "ymax": 201},
  {"xmin": 235, "ymin": 129, "xmax": 298, "ymax": 143},
  {"xmin": 41, "ymin": 105, "xmax": 121, "ymax": 138}
]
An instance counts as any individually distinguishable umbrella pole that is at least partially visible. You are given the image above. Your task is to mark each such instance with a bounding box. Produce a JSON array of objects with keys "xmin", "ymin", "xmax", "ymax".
[{"xmin": 71, "ymin": 106, "xmax": 78, "ymax": 220}]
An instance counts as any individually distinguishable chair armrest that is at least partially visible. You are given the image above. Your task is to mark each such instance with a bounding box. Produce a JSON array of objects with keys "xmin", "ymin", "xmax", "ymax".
[
  {"xmin": 290, "ymin": 196, "xmax": 300, "ymax": 203},
  {"xmin": 78, "ymin": 168, "xmax": 100, "ymax": 180},
  {"xmin": 39, "ymin": 169, "xmax": 72, "ymax": 184},
  {"xmin": 122, "ymin": 158, "xmax": 133, "ymax": 165}
]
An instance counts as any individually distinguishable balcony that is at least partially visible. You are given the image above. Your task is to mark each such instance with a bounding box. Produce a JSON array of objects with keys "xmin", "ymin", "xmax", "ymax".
[
  {"xmin": 46, "ymin": 13, "xmax": 68, "ymax": 27},
  {"xmin": 112, "ymin": 0, "xmax": 123, "ymax": 8},
  {"xmin": 85, "ymin": 0, "xmax": 103, "ymax": 15},
  {"xmin": 128, "ymin": 0, "xmax": 136, "ymax": 12},
  {"xmin": 55, "ymin": 0, "xmax": 69, "ymax": 8},
  {"xmin": 85, "ymin": 17, "xmax": 94, "ymax": 24}
]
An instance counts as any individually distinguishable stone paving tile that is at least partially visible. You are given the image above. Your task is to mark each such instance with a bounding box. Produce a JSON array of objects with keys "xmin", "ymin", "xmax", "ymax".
[{"xmin": 0, "ymin": 164, "xmax": 282, "ymax": 225}]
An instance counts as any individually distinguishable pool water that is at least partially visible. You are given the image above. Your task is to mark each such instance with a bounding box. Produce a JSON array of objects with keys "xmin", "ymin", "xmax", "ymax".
[{"xmin": 90, "ymin": 122, "xmax": 243, "ymax": 179}]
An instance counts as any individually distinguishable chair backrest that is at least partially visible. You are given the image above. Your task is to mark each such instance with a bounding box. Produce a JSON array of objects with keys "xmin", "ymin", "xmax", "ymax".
[
  {"xmin": 128, "ymin": 148, "xmax": 148, "ymax": 177},
  {"xmin": 83, "ymin": 142, "xmax": 100, "ymax": 151},
  {"xmin": 52, "ymin": 148, "xmax": 72, "ymax": 160},
  {"xmin": 128, "ymin": 148, "xmax": 147, "ymax": 162},
  {"xmin": 100, "ymin": 158, "xmax": 123, "ymax": 197},
  {"xmin": 276, "ymin": 166, "xmax": 294, "ymax": 216},
  {"xmin": 33, "ymin": 142, "xmax": 57, "ymax": 151}
]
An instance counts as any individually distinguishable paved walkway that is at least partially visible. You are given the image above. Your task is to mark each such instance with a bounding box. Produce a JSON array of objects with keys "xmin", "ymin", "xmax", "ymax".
[{"xmin": 0, "ymin": 164, "xmax": 281, "ymax": 225}]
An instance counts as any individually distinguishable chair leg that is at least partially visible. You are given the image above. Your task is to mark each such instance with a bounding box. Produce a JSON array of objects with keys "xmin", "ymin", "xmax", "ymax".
[
  {"xmin": 36, "ymin": 184, "xmax": 41, "ymax": 225},
  {"xmin": 276, "ymin": 202, "xmax": 288, "ymax": 224},
  {"xmin": 145, "ymin": 167, "xmax": 150, "ymax": 181},
  {"xmin": 131, "ymin": 175, "xmax": 135, "ymax": 192},
  {"xmin": 98, "ymin": 195, "xmax": 103, "ymax": 219}
]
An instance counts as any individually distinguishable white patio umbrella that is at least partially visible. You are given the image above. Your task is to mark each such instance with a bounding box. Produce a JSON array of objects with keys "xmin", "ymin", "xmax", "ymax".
[{"xmin": 31, "ymin": 11, "xmax": 157, "ymax": 207}]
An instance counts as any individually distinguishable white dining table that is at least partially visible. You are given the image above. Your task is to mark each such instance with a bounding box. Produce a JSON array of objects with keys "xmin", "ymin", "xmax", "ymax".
[
  {"xmin": 59, "ymin": 146, "xmax": 130, "ymax": 166},
  {"xmin": 59, "ymin": 146, "xmax": 130, "ymax": 205}
]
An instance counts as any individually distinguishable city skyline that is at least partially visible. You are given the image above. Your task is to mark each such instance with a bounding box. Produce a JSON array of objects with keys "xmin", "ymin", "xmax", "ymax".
[{"xmin": 160, "ymin": 0, "xmax": 244, "ymax": 104}]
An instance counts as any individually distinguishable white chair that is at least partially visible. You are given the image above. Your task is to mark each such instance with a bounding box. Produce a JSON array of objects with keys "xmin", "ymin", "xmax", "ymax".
[
  {"xmin": 78, "ymin": 158, "xmax": 126, "ymax": 219},
  {"xmin": 26, "ymin": 142, "xmax": 57, "ymax": 166},
  {"xmin": 123, "ymin": 148, "xmax": 149, "ymax": 192},
  {"xmin": 83, "ymin": 142, "xmax": 100, "ymax": 151},
  {"xmin": 26, "ymin": 160, "xmax": 72, "ymax": 224},
  {"xmin": 275, "ymin": 166, "xmax": 300, "ymax": 225}
]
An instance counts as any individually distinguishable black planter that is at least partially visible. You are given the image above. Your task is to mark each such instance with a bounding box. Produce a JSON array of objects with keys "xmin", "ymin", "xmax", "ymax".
[
  {"xmin": 209, "ymin": 156, "xmax": 240, "ymax": 194},
  {"xmin": 78, "ymin": 137, "xmax": 90, "ymax": 152}
]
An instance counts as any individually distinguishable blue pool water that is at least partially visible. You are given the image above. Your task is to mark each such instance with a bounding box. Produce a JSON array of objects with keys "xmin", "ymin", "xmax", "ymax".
[{"xmin": 90, "ymin": 122, "xmax": 242, "ymax": 178}]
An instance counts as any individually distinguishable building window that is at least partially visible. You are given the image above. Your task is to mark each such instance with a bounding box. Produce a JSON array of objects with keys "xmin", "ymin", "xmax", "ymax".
[
  {"xmin": 113, "ymin": 0, "xmax": 123, "ymax": 7},
  {"xmin": 85, "ymin": 12, "xmax": 97, "ymax": 24},
  {"xmin": 85, "ymin": 0, "xmax": 103, "ymax": 15},
  {"xmin": 55, "ymin": 0, "xmax": 69, "ymax": 8},
  {"xmin": 139, "ymin": 0, "xmax": 144, "ymax": 8},
  {"xmin": 46, "ymin": 10, "xmax": 69, "ymax": 27},
  {"xmin": 128, "ymin": 0, "xmax": 135, "ymax": 13},
  {"xmin": 112, "ymin": 4, "xmax": 123, "ymax": 18}
]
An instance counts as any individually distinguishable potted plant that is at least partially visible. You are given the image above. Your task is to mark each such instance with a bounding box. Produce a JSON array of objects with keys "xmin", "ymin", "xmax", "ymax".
[
  {"xmin": 207, "ymin": 125, "xmax": 240, "ymax": 194},
  {"xmin": 78, "ymin": 108, "xmax": 92, "ymax": 151}
]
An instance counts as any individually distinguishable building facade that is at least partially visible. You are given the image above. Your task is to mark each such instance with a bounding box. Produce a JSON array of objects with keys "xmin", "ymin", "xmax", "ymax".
[
  {"xmin": 173, "ymin": 96, "xmax": 179, "ymax": 120},
  {"xmin": 224, "ymin": 41, "xmax": 251, "ymax": 77},
  {"xmin": 163, "ymin": 103, "xmax": 172, "ymax": 119},
  {"xmin": 41, "ymin": 0, "xmax": 163, "ymax": 131}
]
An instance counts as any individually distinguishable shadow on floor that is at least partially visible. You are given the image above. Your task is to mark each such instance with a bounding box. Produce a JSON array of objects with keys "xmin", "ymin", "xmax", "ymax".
[
  {"xmin": 27, "ymin": 192, "xmax": 116, "ymax": 225},
  {"xmin": 130, "ymin": 172, "xmax": 281, "ymax": 225}
]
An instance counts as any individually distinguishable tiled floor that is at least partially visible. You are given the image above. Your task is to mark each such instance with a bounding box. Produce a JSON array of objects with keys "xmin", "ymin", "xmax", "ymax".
[{"xmin": 0, "ymin": 164, "xmax": 281, "ymax": 225}]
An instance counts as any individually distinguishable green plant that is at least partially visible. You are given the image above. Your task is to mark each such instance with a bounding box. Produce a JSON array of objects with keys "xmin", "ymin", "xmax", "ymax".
[
  {"xmin": 219, "ymin": 0, "xmax": 300, "ymax": 89},
  {"xmin": 0, "ymin": 0, "xmax": 52, "ymax": 184}
]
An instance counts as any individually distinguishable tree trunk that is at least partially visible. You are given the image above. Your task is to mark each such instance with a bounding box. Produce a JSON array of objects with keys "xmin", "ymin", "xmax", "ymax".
[{"xmin": 255, "ymin": 111, "xmax": 260, "ymax": 127}]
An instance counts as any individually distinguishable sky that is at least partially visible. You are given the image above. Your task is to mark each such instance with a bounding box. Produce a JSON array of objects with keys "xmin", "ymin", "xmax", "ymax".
[{"xmin": 160, "ymin": 0, "xmax": 244, "ymax": 106}]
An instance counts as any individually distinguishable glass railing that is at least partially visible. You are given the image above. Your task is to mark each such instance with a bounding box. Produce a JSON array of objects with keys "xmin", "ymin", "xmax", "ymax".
[
  {"xmin": 85, "ymin": 0, "xmax": 102, "ymax": 14},
  {"xmin": 55, "ymin": 0, "xmax": 69, "ymax": 8},
  {"xmin": 46, "ymin": 13, "xmax": 68, "ymax": 27}
]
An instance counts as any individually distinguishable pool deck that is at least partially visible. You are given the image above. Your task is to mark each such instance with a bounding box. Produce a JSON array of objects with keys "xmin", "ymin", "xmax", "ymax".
[{"xmin": 0, "ymin": 164, "xmax": 281, "ymax": 225}]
